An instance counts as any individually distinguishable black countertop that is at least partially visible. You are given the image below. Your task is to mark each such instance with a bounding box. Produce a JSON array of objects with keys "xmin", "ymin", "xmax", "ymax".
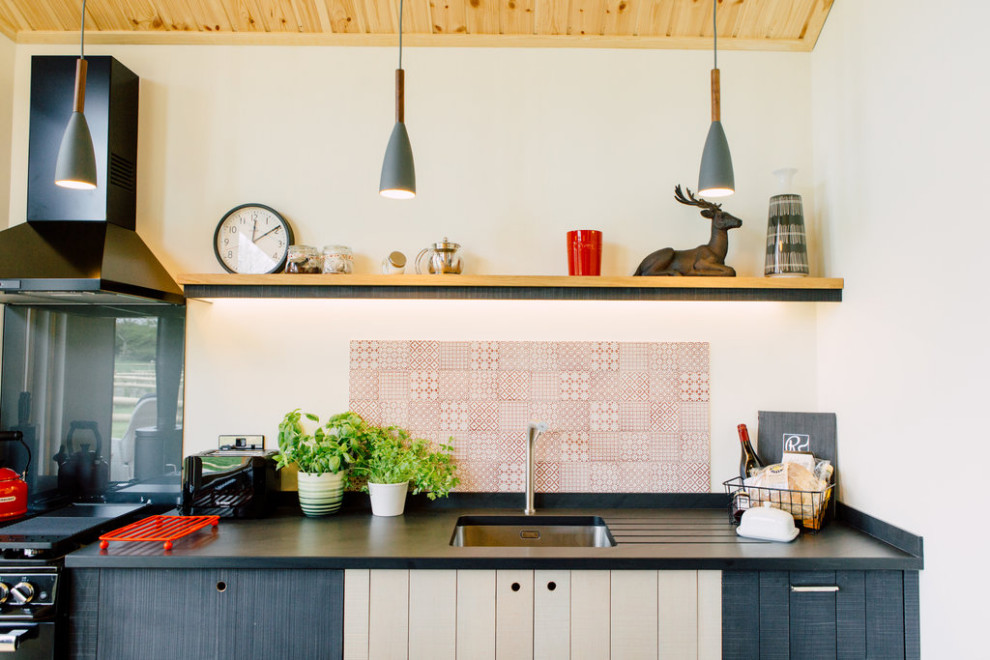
[{"xmin": 65, "ymin": 505, "xmax": 922, "ymax": 571}]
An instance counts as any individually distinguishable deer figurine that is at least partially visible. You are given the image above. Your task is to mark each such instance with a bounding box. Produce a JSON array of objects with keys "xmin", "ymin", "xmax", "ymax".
[{"xmin": 633, "ymin": 185, "xmax": 743, "ymax": 277}]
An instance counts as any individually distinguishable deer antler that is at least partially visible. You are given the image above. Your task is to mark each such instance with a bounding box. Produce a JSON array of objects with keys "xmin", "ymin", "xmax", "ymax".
[{"xmin": 674, "ymin": 185, "xmax": 722, "ymax": 211}]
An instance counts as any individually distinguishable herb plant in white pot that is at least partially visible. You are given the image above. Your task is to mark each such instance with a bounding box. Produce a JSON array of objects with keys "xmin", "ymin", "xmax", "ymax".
[
  {"xmin": 355, "ymin": 425, "xmax": 459, "ymax": 517},
  {"xmin": 275, "ymin": 410, "xmax": 366, "ymax": 517}
]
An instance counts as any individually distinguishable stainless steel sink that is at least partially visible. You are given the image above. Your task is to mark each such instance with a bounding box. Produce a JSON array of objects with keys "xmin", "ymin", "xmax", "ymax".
[{"xmin": 450, "ymin": 515, "xmax": 615, "ymax": 548}]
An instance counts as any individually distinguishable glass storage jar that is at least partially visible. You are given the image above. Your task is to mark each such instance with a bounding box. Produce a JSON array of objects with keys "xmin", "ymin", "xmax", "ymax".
[
  {"xmin": 284, "ymin": 245, "xmax": 322, "ymax": 274},
  {"xmin": 322, "ymin": 245, "xmax": 354, "ymax": 274}
]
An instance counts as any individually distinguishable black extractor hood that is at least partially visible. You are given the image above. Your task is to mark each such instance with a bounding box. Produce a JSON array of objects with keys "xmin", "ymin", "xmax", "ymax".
[{"xmin": 0, "ymin": 56, "xmax": 183, "ymax": 305}]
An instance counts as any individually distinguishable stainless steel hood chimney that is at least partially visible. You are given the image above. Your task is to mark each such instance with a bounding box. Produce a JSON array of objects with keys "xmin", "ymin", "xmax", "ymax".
[{"xmin": 0, "ymin": 56, "xmax": 183, "ymax": 305}]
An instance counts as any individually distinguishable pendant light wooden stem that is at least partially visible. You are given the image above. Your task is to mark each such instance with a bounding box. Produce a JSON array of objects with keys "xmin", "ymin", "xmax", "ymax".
[
  {"xmin": 710, "ymin": 68, "xmax": 720, "ymax": 122},
  {"xmin": 73, "ymin": 58, "xmax": 88, "ymax": 113},
  {"xmin": 395, "ymin": 69, "xmax": 404, "ymax": 123}
]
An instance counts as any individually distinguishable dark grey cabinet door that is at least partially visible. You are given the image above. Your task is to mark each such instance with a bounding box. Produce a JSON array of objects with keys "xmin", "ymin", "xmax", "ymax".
[
  {"xmin": 76, "ymin": 568, "xmax": 343, "ymax": 660},
  {"xmin": 217, "ymin": 569, "xmax": 343, "ymax": 659},
  {"xmin": 722, "ymin": 570, "xmax": 919, "ymax": 660}
]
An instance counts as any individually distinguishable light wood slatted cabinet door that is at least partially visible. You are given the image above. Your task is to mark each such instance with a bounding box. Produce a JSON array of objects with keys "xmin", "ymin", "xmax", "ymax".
[{"xmin": 344, "ymin": 568, "xmax": 722, "ymax": 659}]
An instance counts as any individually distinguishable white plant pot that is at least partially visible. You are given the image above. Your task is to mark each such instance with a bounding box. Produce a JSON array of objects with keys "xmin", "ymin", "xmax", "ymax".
[
  {"xmin": 297, "ymin": 471, "xmax": 346, "ymax": 517},
  {"xmin": 368, "ymin": 481, "xmax": 409, "ymax": 517}
]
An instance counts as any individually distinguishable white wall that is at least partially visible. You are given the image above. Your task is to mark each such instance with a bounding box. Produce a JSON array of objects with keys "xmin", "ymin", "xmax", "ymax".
[
  {"xmin": 812, "ymin": 2, "xmax": 989, "ymax": 656},
  {"xmin": 0, "ymin": 35, "xmax": 14, "ymax": 230},
  {"xmin": 3, "ymin": 44, "xmax": 822, "ymax": 490}
]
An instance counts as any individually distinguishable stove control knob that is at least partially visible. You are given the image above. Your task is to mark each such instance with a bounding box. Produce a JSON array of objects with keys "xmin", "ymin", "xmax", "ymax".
[
  {"xmin": 10, "ymin": 582, "xmax": 34, "ymax": 605},
  {"xmin": 0, "ymin": 582, "xmax": 8, "ymax": 604}
]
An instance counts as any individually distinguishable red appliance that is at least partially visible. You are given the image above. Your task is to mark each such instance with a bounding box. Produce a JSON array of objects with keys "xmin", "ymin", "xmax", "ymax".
[
  {"xmin": 0, "ymin": 467, "xmax": 27, "ymax": 520},
  {"xmin": 0, "ymin": 431, "xmax": 29, "ymax": 520}
]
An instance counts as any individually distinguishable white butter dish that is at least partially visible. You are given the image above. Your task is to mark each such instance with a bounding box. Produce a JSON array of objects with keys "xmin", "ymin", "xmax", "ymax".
[{"xmin": 736, "ymin": 502, "xmax": 799, "ymax": 542}]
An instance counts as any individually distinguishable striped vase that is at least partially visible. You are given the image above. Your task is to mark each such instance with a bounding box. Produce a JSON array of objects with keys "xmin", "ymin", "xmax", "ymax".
[
  {"xmin": 297, "ymin": 471, "xmax": 346, "ymax": 516},
  {"xmin": 765, "ymin": 193, "xmax": 809, "ymax": 277}
]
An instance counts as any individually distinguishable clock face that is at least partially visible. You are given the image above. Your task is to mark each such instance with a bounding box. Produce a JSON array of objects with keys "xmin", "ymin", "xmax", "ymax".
[{"xmin": 214, "ymin": 204, "xmax": 294, "ymax": 274}]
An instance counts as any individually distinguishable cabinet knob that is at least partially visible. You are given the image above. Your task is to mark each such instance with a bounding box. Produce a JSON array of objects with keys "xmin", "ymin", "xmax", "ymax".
[
  {"xmin": 10, "ymin": 582, "xmax": 35, "ymax": 605},
  {"xmin": 547, "ymin": 581, "xmax": 557, "ymax": 591},
  {"xmin": 511, "ymin": 582, "xmax": 521, "ymax": 592}
]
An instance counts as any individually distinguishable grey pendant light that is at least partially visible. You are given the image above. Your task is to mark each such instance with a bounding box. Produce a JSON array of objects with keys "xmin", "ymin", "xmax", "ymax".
[
  {"xmin": 379, "ymin": 0, "xmax": 416, "ymax": 199},
  {"xmin": 698, "ymin": 0, "xmax": 734, "ymax": 197},
  {"xmin": 55, "ymin": 0, "xmax": 97, "ymax": 190}
]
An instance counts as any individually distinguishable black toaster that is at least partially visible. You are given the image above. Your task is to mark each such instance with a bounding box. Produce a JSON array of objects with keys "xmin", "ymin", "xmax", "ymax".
[{"xmin": 180, "ymin": 443, "xmax": 280, "ymax": 518}]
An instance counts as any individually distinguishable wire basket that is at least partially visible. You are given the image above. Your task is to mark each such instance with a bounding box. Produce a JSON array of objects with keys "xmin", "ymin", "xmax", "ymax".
[{"xmin": 723, "ymin": 476, "xmax": 835, "ymax": 531}]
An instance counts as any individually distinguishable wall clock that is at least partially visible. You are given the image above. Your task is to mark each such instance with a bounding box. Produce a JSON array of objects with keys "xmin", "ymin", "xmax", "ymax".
[{"xmin": 214, "ymin": 203, "xmax": 294, "ymax": 274}]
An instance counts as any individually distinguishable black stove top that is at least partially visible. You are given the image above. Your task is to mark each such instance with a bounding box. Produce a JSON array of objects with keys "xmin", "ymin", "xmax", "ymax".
[{"xmin": 0, "ymin": 502, "xmax": 149, "ymax": 556}]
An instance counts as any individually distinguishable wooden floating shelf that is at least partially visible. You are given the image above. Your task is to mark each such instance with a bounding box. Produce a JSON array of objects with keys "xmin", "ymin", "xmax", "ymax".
[{"xmin": 178, "ymin": 274, "xmax": 843, "ymax": 302}]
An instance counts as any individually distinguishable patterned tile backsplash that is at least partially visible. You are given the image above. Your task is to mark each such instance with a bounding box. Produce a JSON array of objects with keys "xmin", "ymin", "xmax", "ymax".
[{"xmin": 349, "ymin": 341, "xmax": 710, "ymax": 493}]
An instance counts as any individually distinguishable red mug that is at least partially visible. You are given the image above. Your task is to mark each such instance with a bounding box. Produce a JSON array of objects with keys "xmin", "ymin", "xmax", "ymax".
[{"xmin": 567, "ymin": 230, "xmax": 602, "ymax": 276}]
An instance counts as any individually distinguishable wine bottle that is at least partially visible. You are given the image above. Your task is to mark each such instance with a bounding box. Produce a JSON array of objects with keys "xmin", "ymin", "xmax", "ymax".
[{"xmin": 737, "ymin": 423, "xmax": 764, "ymax": 480}]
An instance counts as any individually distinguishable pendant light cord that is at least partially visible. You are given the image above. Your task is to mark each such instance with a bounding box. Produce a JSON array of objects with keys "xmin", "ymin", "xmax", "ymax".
[
  {"xmin": 398, "ymin": 0, "xmax": 404, "ymax": 70},
  {"xmin": 712, "ymin": 0, "xmax": 717, "ymax": 69},
  {"xmin": 80, "ymin": 0, "xmax": 87, "ymax": 59}
]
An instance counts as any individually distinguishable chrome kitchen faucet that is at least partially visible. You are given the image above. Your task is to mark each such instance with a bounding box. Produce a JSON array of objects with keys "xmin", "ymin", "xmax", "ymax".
[{"xmin": 524, "ymin": 422, "xmax": 548, "ymax": 515}]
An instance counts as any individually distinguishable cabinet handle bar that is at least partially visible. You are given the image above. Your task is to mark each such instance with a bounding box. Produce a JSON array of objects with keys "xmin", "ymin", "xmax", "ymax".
[{"xmin": 790, "ymin": 585, "xmax": 840, "ymax": 593}]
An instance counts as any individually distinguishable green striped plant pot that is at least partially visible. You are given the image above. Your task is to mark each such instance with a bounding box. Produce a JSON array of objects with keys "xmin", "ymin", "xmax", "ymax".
[{"xmin": 297, "ymin": 471, "xmax": 346, "ymax": 517}]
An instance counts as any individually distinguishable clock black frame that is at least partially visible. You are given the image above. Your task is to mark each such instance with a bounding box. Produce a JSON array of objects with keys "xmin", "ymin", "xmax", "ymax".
[{"xmin": 213, "ymin": 203, "xmax": 295, "ymax": 274}]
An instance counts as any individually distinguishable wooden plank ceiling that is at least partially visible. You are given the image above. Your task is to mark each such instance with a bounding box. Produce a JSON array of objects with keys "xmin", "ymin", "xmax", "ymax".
[{"xmin": 0, "ymin": 0, "xmax": 832, "ymax": 51}]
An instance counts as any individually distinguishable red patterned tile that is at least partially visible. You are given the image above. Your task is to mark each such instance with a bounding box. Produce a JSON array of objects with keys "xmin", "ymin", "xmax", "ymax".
[
  {"xmin": 349, "ymin": 371, "xmax": 378, "ymax": 400},
  {"xmin": 532, "ymin": 343, "xmax": 558, "ymax": 370},
  {"xmin": 559, "ymin": 463, "xmax": 591, "ymax": 492},
  {"xmin": 649, "ymin": 372, "xmax": 680, "ymax": 400},
  {"xmin": 590, "ymin": 402, "xmax": 620, "ymax": 432},
  {"xmin": 618, "ymin": 462, "xmax": 654, "ymax": 492},
  {"xmin": 533, "ymin": 431, "xmax": 560, "ymax": 462},
  {"xmin": 379, "ymin": 371, "xmax": 410, "ymax": 400},
  {"xmin": 677, "ymin": 342, "xmax": 710, "ymax": 372},
  {"xmin": 499, "ymin": 341, "xmax": 534, "ymax": 370},
  {"xmin": 498, "ymin": 371, "xmax": 531, "ymax": 400},
  {"xmin": 469, "ymin": 402, "xmax": 499, "ymax": 432},
  {"xmin": 589, "ymin": 432, "xmax": 621, "ymax": 461},
  {"xmin": 650, "ymin": 402, "xmax": 679, "ymax": 432},
  {"xmin": 679, "ymin": 462, "xmax": 710, "ymax": 493},
  {"xmin": 619, "ymin": 343, "xmax": 650, "ymax": 371},
  {"xmin": 590, "ymin": 372, "xmax": 622, "ymax": 401},
  {"xmin": 620, "ymin": 372, "xmax": 650, "ymax": 401},
  {"xmin": 470, "ymin": 341, "xmax": 499, "ymax": 370},
  {"xmin": 439, "ymin": 400, "xmax": 470, "ymax": 431},
  {"xmin": 410, "ymin": 370, "xmax": 440, "ymax": 400},
  {"xmin": 465, "ymin": 432, "xmax": 500, "ymax": 461},
  {"xmin": 535, "ymin": 463, "xmax": 560, "ymax": 493},
  {"xmin": 439, "ymin": 371, "xmax": 470, "ymax": 399},
  {"xmin": 378, "ymin": 341, "xmax": 410, "ymax": 369},
  {"xmin": 457, "ymin": 461, "xmax": 498, "ymax": 491},
  {"xmin": 679, "ymin": 402, "xmax": 710, "ymax": 432},
  {"xmin": 439, "ymin": 342, "xmax": 471, "ymax": 370},
  {"xmin": 498, "ymin": 402, "xmax": 530, "ymax": 431},
  {"xmin": 497, "ymin": 462, "xmax": 526, "ymax": 492},
  {"xmin": 590, "ymin": 342, "xmax": 619, "ymax": 371},
  {"xmin": 679, "ymin": 372, "xmax": 710, "ymax": 402},
  {"xmin": 556, "ymin": 402, "xmax": 590, "ymax": 430},
  {"xmin": 531, "ymin": 372, "xmax": 559, "ymax": 400},
  {"xmin": 650, "ymin": 433, "xmax": 682, "ymax": 462},
  {"xmin": 470, "ymin": 372, "xmax": 498, "ymax": 400},
  {"xmin": 380, "ymin": 400, "xmax": 408, "ymax": 426},
  {"xmin": 500, "ymin": 432, "xmax": 527, "ymax": 462},
  {"xmin": 410, "ymin": 340, "xmax": 440, "ymax": 369},
  {"xmin": 650, "ymin": 343, "xmax": 678, "ymax": 372},
  {"xmin": 350, "ymin": 340, "xmax": 379, "ymax": 370},
  {"xmin": 559, "ymin": 432, "xmax": 590, "ymax": 462},
  {"xmin": 559, "ymin": 371, "xmax": 590, "ymax": 400},
  {"xmin": 590, "ymin": 463, "xmax": 620, "ymax": 492},
  {"xmin": 619, "ymin": 432, "xmax": 651, "ymax": 461},
  {"xmin": 557, "ymin": 342, "xmax": 592, "ymax": 370},
  {"xmin": 529, "ymin": 402, "xmax": 558, "ymax": 429},
  {"xmin": 407, "ymin": 401, "xmax": 439, "ymax": 429},
  {"xmin": 655, "ymin": 462, "xmax": 680, "ymax": 491},
  {"xmin": 349, "ymin": 400, "xmax": 381, "ymax": 425},
  {"xmin": 680, "ymin": 432, "xmax": 710, "ymax": 462},
  {"xmin": 620, "ymin": 402, "xmax": 650, "ymax": 432}
]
